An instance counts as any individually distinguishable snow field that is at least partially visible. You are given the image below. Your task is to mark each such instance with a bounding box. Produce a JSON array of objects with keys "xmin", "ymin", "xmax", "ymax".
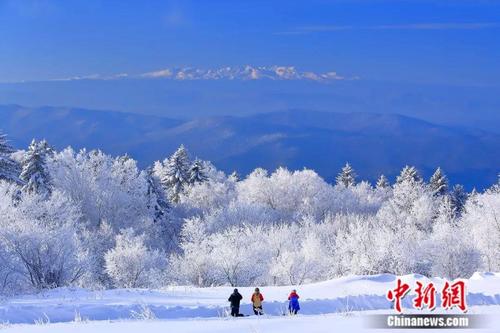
[{"xmin": 1, "ymin": 273, "xmax": 499, "ymax": 325}]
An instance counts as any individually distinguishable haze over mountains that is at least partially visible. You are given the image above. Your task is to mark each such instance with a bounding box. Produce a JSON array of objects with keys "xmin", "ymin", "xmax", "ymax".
[
  {"xmin": 1, "ymin": 79, "xmax": 499, "ymax": 134},
  {"xmin": 1, "ymin": 104, "xmax": 499, "ymax": 190}
]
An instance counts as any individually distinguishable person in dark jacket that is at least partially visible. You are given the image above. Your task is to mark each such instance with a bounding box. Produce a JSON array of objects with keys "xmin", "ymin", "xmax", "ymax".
[
  {"xmin": 251, "ymin": 287, "xmax": 264, "ymax": 315},
  {"xmin": 288, "ymin": 289, "xmax": 300, "ymax": 315},
  {"xmin": 228, "ymin": 288, "xmax": 243, "ymax": 317}
]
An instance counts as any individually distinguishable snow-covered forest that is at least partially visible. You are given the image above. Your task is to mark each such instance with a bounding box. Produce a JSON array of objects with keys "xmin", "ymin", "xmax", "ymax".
[{"xmin": 0, "ymin": 132, "xmax": 499, "ymax": 295}]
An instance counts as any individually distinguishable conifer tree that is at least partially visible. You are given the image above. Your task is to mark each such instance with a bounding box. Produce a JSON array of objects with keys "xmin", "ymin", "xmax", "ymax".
[
  {"xmin": 188, "ymin": 159, "xmax": 208, "ymax": 185},
  {"xmin": 0, "ymin": 132, "xmax": 20, "ymax": 183},
  {"xmin": 161, "ymin": 145, "xmax": 190, "ymax": 202},
  {"xmin": 146, "ymin": 167, "xmax": 169, "ymax": 222},
  {"xmin": 20, "ymin": 139, "xmax": 53, "ymax": 196},
  {"xmin": 429, "ymin": 167, "xmax": 448, "ymax": 196},
  {"xmin": 450, "ymin": 184, "xmax": 467, "ymax": 217},
  {"xmin": 336, "ymin": 163, "xmax": 356, "ymax": 188},
  {"xmin": 376, "ymin": 174, "xmax": 390, "ymax": 189},
  {"xmin": 229, "ymin": 171, "xmax": 240, "ymax": 182},
  {"xmin": 396, "ymin": 165, "xmax": 422, "ymax": 184}
]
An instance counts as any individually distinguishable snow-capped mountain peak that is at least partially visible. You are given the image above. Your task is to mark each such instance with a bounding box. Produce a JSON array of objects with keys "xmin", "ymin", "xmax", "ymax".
[{"xmin": 140, "ymin": 65, "xmax": 347, "ymax": 82}]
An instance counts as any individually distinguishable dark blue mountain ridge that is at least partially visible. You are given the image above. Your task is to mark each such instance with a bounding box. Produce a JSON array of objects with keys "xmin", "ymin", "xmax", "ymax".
[
  {"xmin": 0, "ymin": 104, "xmax": 498, "ymax": 190},
  {"xmin": 2, "ymin": 79, "xmax": 499, "ymax": 133}
]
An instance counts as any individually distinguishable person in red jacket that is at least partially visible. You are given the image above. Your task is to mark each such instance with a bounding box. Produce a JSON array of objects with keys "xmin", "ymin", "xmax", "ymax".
[
  {"xmin": 251, "ymin": 287, "xmax": 264, "ymax": 315},
  {"xmin": 288, "ymin": 289, "xmax": 300, "ymax": 315}
]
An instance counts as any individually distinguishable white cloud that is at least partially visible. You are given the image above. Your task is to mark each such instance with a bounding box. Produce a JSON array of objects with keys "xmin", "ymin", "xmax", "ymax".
[{"xmin": 141, "ymin": 69, "xmax": 173, "ymax": 78}]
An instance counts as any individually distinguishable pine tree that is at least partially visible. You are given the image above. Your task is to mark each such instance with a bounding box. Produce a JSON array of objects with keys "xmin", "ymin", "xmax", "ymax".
[
  {"xmin": 0, "ymin": 132, "xmax": 20, "ymax": 183},
  {"xmin": 450, "ymin": 184, "xmax": 467, "ymax": 217},
  {"xmin": 20, "ymin": 139, "xmax": 53, "ymax": 196},
  {"xmin": 396, "ymin": 165, "xmax": 422, "ymax": 184},
  {"xmin": 188, "ymin": 159, "xmax": 208, "ymax": 185},
  {"xmin": 161, "ymin": 145, "xmax": 190, "ymax": 202},
  {"xmin": 467, "ymin": 187, "xmax": 479, "ymax": 206},
  {"xmin": 336, "ymin": 163, "xmax": 356, "ymax": 188},
  {"xmin": 435, "ymin": 194, "xmax": 457, "ymax": 224},
  {"xmin": 376, "ymin": 174, "xmax": 390, "ymax": 189},
  {"xmin": 429, "ymin": 167, "xmax": 448, "ymax": 196},
  {"xmin": 146, "ymin": 167, "xmax": 169, "ymax": 222},
  {"xmin": 229, "ymin": 171, "xmax": 240, "ymax": 182}
]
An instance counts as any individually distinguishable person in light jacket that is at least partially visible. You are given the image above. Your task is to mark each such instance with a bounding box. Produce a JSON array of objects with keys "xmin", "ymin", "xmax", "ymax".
[{"xmin": 251, "ymin": 287, "xmax": 264, "ymax": 315}]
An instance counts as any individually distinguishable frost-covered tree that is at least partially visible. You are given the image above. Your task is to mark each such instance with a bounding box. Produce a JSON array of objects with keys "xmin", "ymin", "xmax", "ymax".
[
  {"xmin": 210, "ymin": 226, "xmax": 269, "ymax": 286},
  {"xmin": 265, "ymin": 224, "xmax": 298, "ymax": 285},
  {"xmin": 336, "ymin": 163, "xmax": 356, "ymax": 188},
  {"xmin": 0, "ymin": 134, "xmax": 496, "ymax": 291},
  {"xmin": 162, "ymin": 145, "xmax": 190, "ymax": 203},
  {"xmin": 146, "ymin": 167, "xmax": 169, "ymax": 223},
  {"xmin": 434, "ymin": 195, "xmax": 456, "ymax": 225},
  {"xmin": 47, "ymin": 148, "xmax": 165, "ymax": 286},
  {"xmin": 396, "ymin": 165, "xmax": 422, "ymax": 184},
  {"xmin": 0, "ymin": 132, "xmax": 20, "ymax": 183},
  {"xmin": 180, "ymin": 175, "xmax": 236, "ymax": 213},
  {"xmin": 266, "ymin": 217, "xmax": 328, "ymax": 282},
  {"xmin": 145, "ymin": 166, "xmax": 176, "ymax": 251},
  {"xmin": 462, "ymin": 188, "xmax": 500, "ymax": 271},
  {"xmin": 333, "ymin": 215, "xmax": 378, "ymax": 276},
  {"xmin": 378, "ymin": 174, "xmax": 435, "ymax": 234},
  {"xmin": 429, "ymin": 167, "xmax": 448, "ymax": 196},
  {"xmin": 105, "ymin": 229, "xmax": 165, "ymax": 288},
  {"xmin": 428, "ymin": 195, "xmax": 480, "ymax": 279},
  {"xmin": 77, "ymin": 221, "xmax": 115, "ymax": 288},
  {"xmin": 188, "ymin": 159, "xmax": 208, "ymax": 185},
  {"xmin": 0, "ymin": 189, "xmax": 83, "ymax": 290},
  {"xmin": 229, "ymin": 171, "xmax": 240, "ymax": 182},
  {"xmin": 376, "ymin": 174, "xmax": 390, "ymax": 189},
  {"xmin": 428, "ymin": 221, "xmax": 481, "ymax": 279},
  {"xmin": 237, "ymin": 167, "xmax": 333, "ymax": 220},
  {"xmin": 49, "ymin": 148, "xmax": 151, "ymax": 233},
  {"xmin": 20, "ymin": 139, "xmax": 53, "ymax": 196},
  {"xmin": 450, "ymin": 184, "xmax": 467, "ymax": 217},
  {"xmin": 280, "ymin": 228, "xmax": 328, "ymax": 284},
  {"xmin": 170, "ymin": 217, "xmax": 218, "ymax": 287}
]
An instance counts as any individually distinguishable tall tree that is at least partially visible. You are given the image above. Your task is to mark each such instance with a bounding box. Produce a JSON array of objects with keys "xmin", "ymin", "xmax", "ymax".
[
  {"xmin": 376, "ymin": 174, "xmax": 390, "ymax": 189},
  {"xmin": 336, "ymin": 163, "xmax": 356, "ymax": 188},
  {"xmin": 146, "ymin": 167, "xmax": 169, "ymax": 222},
  {"xmin": 396, "ymin": 165, "xmax": 422, "ymax": 184},
  {"xmin": 161, "ymin": 145, "xmax": 190, "ymax": 202},
  {"xmin": 20, "ymin": 139, "xmax": 53, "ymax": 196},
  {"xmin": 188, "ymin": 159, "xmax": 208, "ymax": 185},
  {"xmin": 429, "ymin": 167, "xmax": 448, "ymax": 196},
  {"xmin": 450, "ymin": 184, "xmax": 467, "ymax": 217},
  {"xmin": 0, "ymin": 132, "xmax": 20, "ymax": 183}
]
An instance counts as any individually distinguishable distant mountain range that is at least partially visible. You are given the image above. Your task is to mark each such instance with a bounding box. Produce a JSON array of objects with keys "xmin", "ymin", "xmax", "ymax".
[
  {"xmin": 54, "ymin": 65, "xmax": 346, "ymax": 82},
  {"xmin": 1, "ymin": 104, "xmax": 499, "ymax": 190},
  {"xmin": 2, "ymin": 79, "xmax": 499, "ymax": 134}
]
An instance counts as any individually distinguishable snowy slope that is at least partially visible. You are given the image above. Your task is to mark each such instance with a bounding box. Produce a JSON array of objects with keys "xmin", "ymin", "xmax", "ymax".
[
  {"xmin": 1, "ymin": 273, "xmax": 499, "ymax": 325},
  {"xmin": 2, "ymin": 307, "xmax": 500, "ymax": 333}
]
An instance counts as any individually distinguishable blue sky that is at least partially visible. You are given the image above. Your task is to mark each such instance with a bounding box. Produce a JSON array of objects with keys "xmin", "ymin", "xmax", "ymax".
[{"xmin": 1, "ymin": 0, "xmax": 499, "ymax": 86}]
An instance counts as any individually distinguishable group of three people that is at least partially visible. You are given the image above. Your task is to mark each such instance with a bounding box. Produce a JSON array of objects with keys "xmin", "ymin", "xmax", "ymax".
[{"xmin": 228, "ymin": 287, "xmax": 301, "ymax": 317}]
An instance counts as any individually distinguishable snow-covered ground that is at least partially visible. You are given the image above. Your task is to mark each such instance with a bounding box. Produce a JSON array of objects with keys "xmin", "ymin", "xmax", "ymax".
[
  {"xmin": 1, "ymin": 273, "xmax": 499, "ymax": 332},
  {"xmin": 2, "ymin": 307, "xmax": 500, "ymax": 333}
]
